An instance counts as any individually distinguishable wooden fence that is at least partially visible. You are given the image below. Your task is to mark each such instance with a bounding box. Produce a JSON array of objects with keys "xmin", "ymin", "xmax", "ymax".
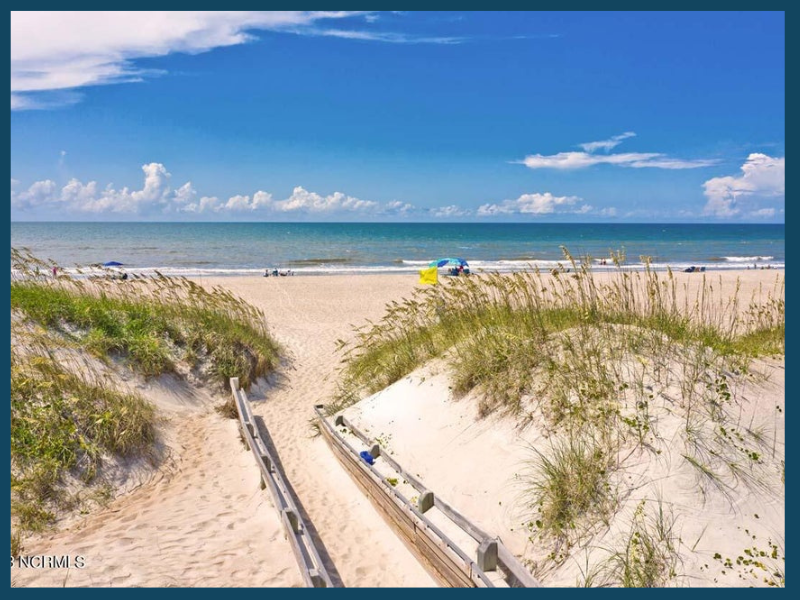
[
  {"xmin": 230, "ymin": 378, "xmax": 335, "ymax": 588},
  {"xmin": 315, "ymin": 405, "xmax": 540, "ymax": 588}
]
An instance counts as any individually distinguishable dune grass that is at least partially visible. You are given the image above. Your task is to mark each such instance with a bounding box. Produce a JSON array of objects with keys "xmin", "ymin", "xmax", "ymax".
[
  {"xmin": 10, "ymin": 249, "xmax": 282, "ymax": 544},
  {"xmin": 11, "ymin": 337, "xmax": 156, "ymax": 532},
  {"xmin": 525, "ymin": 433, "xmax": 615, "ymax": 541},
  {"xmin": 600, "ymin": 500, "xmax": 681, "ymax": 587},
  {"xmin": 332, "ymin": 248, "xmax": 783, "ymax": 415},
  {"xmin": 331, "ymin": 248, "xmax": 784, "ymax": 577},
  {"xmin": 11, "ymin": 249, "xmax": 280, "ymax": 389}
]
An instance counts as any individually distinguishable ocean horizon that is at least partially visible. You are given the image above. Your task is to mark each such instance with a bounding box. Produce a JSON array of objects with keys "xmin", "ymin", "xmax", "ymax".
[{"xmin": 11, "ymin": 222, "xmax": 785, "ymax": 277}]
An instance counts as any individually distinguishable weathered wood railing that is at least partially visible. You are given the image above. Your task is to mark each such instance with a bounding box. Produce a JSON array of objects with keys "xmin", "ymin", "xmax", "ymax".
[
  {"xmin": 230, "ymin": 378, "xmax": 335, "ymax": 588},
  {"xmin": 315, "ymin": 405, "xmax": 540, "ymax": 588}
]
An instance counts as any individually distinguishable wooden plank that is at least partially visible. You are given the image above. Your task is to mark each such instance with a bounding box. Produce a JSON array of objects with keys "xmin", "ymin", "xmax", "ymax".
[
  {"xmin": 435, "ymin": 497, "xmax": 491, "ymax": 543},
  {"xmin": 498, "ymin": 545, "xmax": 540, "ymax": 588},
  {"xmin": 232, "ymin": 385, "xmax": 336, "ymax": 588},
  {"xmin": 318, "ymin": 406, "xmax": 528, "ymax": 589},
  {"xmin": 414, "ymin": 528, "xmax": 474, "ymax": 588}
]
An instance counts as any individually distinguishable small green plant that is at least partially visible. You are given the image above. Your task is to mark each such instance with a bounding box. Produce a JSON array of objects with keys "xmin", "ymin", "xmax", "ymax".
[
  {"xmin": 711, "ymin": 535, "xmax": 784, "ymax": 587},
  {"xmin": 11, "ymin": 531, "xmax": 23, "ymax": 558},
  {"xmin": 601, "ymin": 500, "xmax": 680, "ymax": 587},
  {"xmin": 525, "ymin": 432, "xmax": 614, "ymax": 540},
  {"xmin": 216, "ymin": 397, "xmax": 239, "ymax": 420}
]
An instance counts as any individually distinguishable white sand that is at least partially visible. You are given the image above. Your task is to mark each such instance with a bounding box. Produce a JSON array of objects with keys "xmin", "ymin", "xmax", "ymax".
[
  {"xmin": 14, "ymin": 269, "xmax": 783, "ymax": 588},
  {"xmin": 13, "ymin": 374, "xmax": 304, "ymax": 587}
]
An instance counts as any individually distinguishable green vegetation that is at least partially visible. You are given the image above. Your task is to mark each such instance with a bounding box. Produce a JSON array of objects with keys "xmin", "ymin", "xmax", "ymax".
[
  {"xmin": 11, "ymin": 338, "xmax": 156, "ymax": 532},
  {"xmin": 11, "ymin": 249, "xmax": 280, "ymax": 389},
  {"xmin": 332, "ymin": 248, "xmax": 783, "ymax": 416},
  {"xmin": 10, "ymin": 249, "xmax": 282, "ymax": 543},
  {"xmin": 597, "ymin": 500, "xmax": 681, "ymax": 587},
  {"xmin": 710, "ymin": 532, "xmax": 784, "ymax": 587},
  {"xmin": 332, "ymin": 247, "xmax": 784, "ymax": 584},
  {"xmin": 525, "ymin": 433, "xmax": 614, "ymax": 540}
]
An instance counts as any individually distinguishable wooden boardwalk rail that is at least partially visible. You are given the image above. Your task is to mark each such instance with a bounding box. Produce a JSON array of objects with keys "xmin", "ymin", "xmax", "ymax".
[
  {"xmin": 315, "ymin": 405, "xmax": 541, "ymax": 588},
  {"xmin": 230, "ymin": 378, "xmax": 335, "ymax": 588}
]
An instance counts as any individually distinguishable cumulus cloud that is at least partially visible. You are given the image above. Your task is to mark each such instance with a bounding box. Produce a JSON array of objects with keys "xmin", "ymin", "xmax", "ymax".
[
  {"xmin": 383, "ymin": 200, "xmax": 416, "ymax": 216},
  {"xmin": 11, "ymin": 163, "xmax": 393, "ymax": 219},
  {"xmin": 13, "ymin": 179, "xmax": 58, "ymax": 208},
  {"xmin": 273, "ymin": 186, "xmax": 378, "ymax": 213},
  {"xmin": 13, "ymin": 163, "xmax": 180, "ymax": 214},
  {"xmin": 10, "ymin": 11, "xmax": 378, "ymax": 109},
  {"xmin": 519, "ymin": 133, "xmax": 718, "ymax": 170},
  {"xmin": 477, "ymin": 192, "xmax": 589, "ymax": 216},
  {"xmin": 702, "ymin": 153, "xmax": 785, "ymax": 218},
  {"xmin": 430, "ymin": 205, "xmax": 471, "ymax": 218},
  {"xmin": 182, "ymin": 196, "xmax": 222, "ymax": 213},
  {"xmin": 173, "ymin": 181, "xmax": 196, "ymax": 204}
]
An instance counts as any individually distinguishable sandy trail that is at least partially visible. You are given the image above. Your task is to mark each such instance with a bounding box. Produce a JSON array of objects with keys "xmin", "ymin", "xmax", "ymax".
[
  {"xmin": 13, "ymin": 385, "xmax": 303, "ymax": 587},
  {"xmin": 203, "ymin": 275, "xmax": 436, "ymax": 587}
]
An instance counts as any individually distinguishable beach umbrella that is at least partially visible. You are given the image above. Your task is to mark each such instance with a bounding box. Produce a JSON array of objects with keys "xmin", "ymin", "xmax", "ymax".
[
  {"xmin": 429, "ymin": 257, "xmax": 469, "ymax": 268},
  {"xmin": 102, "ymin": 261, "xmax": 124, "ymax": 267}
]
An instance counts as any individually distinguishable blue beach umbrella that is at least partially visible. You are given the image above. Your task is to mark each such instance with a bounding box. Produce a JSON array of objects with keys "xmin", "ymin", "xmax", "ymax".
[
  {"xmin": 429, "ymin": 257, "xmax": 469, "ymax": 268},
  {"xmin": 102, "ymin": 261, "xmax": 124, "ymax": 267}
]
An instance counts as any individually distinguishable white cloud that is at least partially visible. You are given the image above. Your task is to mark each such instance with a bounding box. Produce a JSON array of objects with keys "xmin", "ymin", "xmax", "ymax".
[
  {"xmin": 222, "ymin": 194, "xmax": 252, "ymax": 211},
  {"xmin": 252, "ymin": 190, "xmax": 273, "ymax": 209},
  {"xmin": 13, "ymin": 179, "xmax": 57, "ymax": 207},
  {"xmin": 173, "ymin": 181, "xmax": 196, "ymax": 204},
  {"xmin": 477, "ymin": 192, "xmax": 588, "ymax": 216},
  {"xmin": 60, "ymin": 178, "xmax": 99, "ymax": 206},
  {"xmin": 520, "ymin": 151, "xmax": 717, "ymax": 170},
  {"xmin": 274, "ymin": 186, "xmax": 378, "ymax": 213},
  {"xmin": 12, "ymin": 163, "xmax": 394, "ymax": 219},
  {"xmin": 13, "ymin": 162, "xmax": 182, "ymax": 214},
  {"xmin": 10, "ymin": 11, "xmax": 374, "ymax": 109},
  {"xmin": 215, "ymin": 191, "xmax": 271, "ymax": 212},
  {"xmin": 383, "ymin": 200, "xmax": 416, "ymax": 216},
  {"xmin": 430, "ymin": 205, "xmax": 471, "ymax": 218},
  {"xmin": 519, "ymin": 133, "xmax": 717, "ymax": 170},
  {"xmin": 579, "ymin": 131, "xmax": 636, "ymax": 153},
  {"xmin": 299, "ymin": 28, "xmax": 463, "ymax": 45},
  {"xmin": 750, "ymin": 208, "xmax": 776, "ymax": 218},
  {"xmin": 598, "ymin": 207, "xmax": 617, "ymax": 217},
  {"xmin": 702, "ymin": 153, "xmax": 785, "ymax": 218}
]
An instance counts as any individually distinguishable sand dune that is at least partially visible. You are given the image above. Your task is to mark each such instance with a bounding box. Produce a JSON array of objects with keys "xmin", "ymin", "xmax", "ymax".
[{"xmin": 15, "ymin": 270, "xmax": 783, "ymax": 587}]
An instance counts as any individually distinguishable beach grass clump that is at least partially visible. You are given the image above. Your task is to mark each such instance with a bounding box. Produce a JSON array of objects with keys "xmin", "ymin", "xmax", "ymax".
[
  {"xmin": 525, "ymin": 433, "xmax": 615, "ymax": 542},
  {"xmin": 10, "ymin": 336, "xmax": 156, "ymax": 532},
  {"xmin": 601, "ymin": 500, "xmax": 681, "ymax": 587},
  {"xmin": 11, "ymin": 249, "xmax": 280, "ymax": 389}
]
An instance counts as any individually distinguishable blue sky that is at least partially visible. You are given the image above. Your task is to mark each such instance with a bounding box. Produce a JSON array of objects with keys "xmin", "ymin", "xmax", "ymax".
[{"xmin": 10, "ymin": 11, "xmax": 785, "ymax": 222}]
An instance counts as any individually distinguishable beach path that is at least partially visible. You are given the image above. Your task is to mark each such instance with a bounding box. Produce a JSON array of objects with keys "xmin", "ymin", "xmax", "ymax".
[{"xmin": 204, "ymin": 274, "xmax": 437, "ymax": 587}]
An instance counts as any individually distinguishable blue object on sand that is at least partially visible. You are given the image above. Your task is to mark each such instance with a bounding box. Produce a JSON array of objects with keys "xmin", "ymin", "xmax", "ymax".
[
  {"xmin": 103, "ymin": 261, "xmax": 124, "ymax": 267},
  {"xmin": 359, "ymin": 450, "xmax": 375, "ymax": 465}
]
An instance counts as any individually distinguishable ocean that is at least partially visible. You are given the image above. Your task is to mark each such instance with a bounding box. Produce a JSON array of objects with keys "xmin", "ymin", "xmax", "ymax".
[{"xmin": 10, "ymin": 222, "xmax": 785, "ymax": 276}]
